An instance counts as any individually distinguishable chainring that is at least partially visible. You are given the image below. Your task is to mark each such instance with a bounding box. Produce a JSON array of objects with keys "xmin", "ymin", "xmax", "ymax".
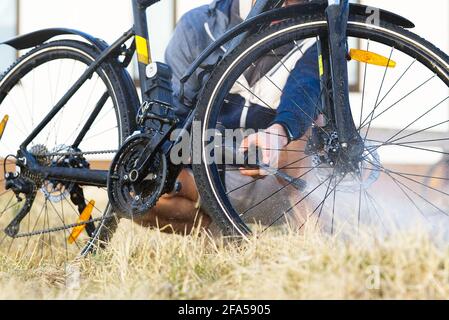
[{"xmin": 107, "ymin": 134, "xmax": 167, "ymax": 219}]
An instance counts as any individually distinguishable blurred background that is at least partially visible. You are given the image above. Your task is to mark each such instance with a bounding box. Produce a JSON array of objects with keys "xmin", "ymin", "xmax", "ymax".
[{"xmin": 1, "ymin": 0, "xmax": 448, "ymax": 72}]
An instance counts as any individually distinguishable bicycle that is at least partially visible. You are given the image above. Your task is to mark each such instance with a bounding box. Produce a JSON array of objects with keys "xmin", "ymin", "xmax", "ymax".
[{"xmin": 0, "ymin": 0, "xmax": 448, "ymax": 268}]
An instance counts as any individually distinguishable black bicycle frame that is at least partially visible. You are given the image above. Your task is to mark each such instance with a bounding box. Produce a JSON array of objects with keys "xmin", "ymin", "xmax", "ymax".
[
  {"xmin": 18, "ymin": 0, "xmax": 155, "ymax": 187},
  {"xmin": 18, "ymin": 28, "xmax": 135, "ymax": 187},
  {"xmin": 17, "ymin": 0, "xmax": 359, "ymax": 188}
]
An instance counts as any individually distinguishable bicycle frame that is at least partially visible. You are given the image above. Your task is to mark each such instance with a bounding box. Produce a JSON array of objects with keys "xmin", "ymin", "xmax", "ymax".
[{"xmin": 14, "ymin": 0, "xmax": 359, "ymax": 189}]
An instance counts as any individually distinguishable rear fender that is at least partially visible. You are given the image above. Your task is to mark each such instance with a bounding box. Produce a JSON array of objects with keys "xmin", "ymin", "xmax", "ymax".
[{"xmin": 3, "ymin": 28, "xmax": 140, "ymax": 117}]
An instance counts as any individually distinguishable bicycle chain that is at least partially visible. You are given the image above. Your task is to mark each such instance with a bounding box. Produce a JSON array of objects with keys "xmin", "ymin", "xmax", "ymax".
[
  {"xmin": 8, "ymin": 149, "xmax": 118, "ymax": 239},
  {"xmin": 42, "ymin": 149, "xmax": 118, "ymax": 157},
  {"xmin": 13, "ymin": 215, "xmax": 114, "ymax": 239}
]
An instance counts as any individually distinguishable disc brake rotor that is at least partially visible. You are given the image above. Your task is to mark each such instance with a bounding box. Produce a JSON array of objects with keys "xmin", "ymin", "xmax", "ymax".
[{"xmin": 312, "ymin": 141, "xmax": 381, "ymax": 193}]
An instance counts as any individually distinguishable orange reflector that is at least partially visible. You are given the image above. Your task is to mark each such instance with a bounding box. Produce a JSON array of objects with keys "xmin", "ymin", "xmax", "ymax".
[
  {"xmin": 349, "ymin": 49, "xmax": 396, "ymax": 68},
  {"xmin": 68, "ymin": 200, "xmax": 95, "ymax": 244},
  {"xmin": 0, "ymin": 115, "xmax": 9, "ymax": 140}
]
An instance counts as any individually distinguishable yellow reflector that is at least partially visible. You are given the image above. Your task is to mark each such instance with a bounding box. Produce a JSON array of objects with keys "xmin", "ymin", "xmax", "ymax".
[
  {"xmin": 0, "ymin": 115, "xmax": 9, "ymax": 140},
  {"xmin": 318, "ymin": 54, "xmax": 324, "ymax": 77},
  {"xmin": 68, "ymin": 200, "xmax": 95, "ymax": 244},
  {"xmin": 349, "ymin": 49, "xmax": 396, "ymax": 68},
  {"xmin": 135, "ymin": 35, "xmax": 150, "ymax": 65}
]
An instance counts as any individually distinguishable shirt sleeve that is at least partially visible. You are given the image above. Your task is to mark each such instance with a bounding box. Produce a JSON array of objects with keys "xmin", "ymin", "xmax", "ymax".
[
  {"xmin": 165, "ymin": 13, "xmax": 201, "ymax": 117},
  {"xmin": 272, "ymin": 44, "xmax": 321, "ymax": 141}
]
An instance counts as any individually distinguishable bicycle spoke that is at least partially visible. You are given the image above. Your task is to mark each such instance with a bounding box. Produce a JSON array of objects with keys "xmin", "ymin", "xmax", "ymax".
[
  {"xmin": 20, "ymin": 201, "xmax": 47, "ymax": 264},
  {"xmin": 362, "ymin": 166, "xmax": 449, "ymax": 182},
  {"xmin": 374, "ymin": 59, "xmax": 417, "ymax": 114},
  {"xmin": 359, "ymin": 40, "xmax": 370, "ymax": 130},
  {"xmin": 248, "ymin": 58, "xmax": 330, "ymax": 139},
  {"xmin": 262, "ymin": 175, "xmax": 332, "ymax": 234},
  {"xmin": 225, "ymin": 154, "xmax": 313, "ymax": 195},
  {"xmin": 314, "ymin": 167, "xmax": 337, "ymax": 229},
  {"xmin": 331, "ymin": 187, "xmax": 337, "ymax": 235},
  {"xmin": 363, "ymin": 47, "xmax": 394, "ymax": 143},
  {"xmin": 366, "ymin": 158, "xmax": 449, "ymax": 217},
  {"xmin": 61, "ymin": 199, "xmax": 69, "ymax": 262},
  {"xmin": 368, "ymin": 139, "xmax": 449, "ymax": 157},
  {"xmin": 357, "ymin": 179, "xmax": 363, "ymax": 230},
  {"xmin": 391, "ymin": 118, "xmax": 449, "ymax": 144},
  {"xmin": 369, "ymin": 161, "xmax": 449, "ymax": 199},
  {"xmin": 0, "ymin": 195, "xmax": 19, "ymax": 217},
  {"xmin": 63, "ymin": 76, "xmax": 102, "ymax": 146},
  {"xmin": 271, "ymin": 42, "xmax": 329, "ymax": 121},
  {"xmin": 359, "ymin": 75, "xmax": 435, "ymax": 130},
  {"xmin": 385, "ymin": 95, "xmax": 449, "ymax": 143},
  {"xmin": 240, "ymin": 162, "xmax": 323, "ymax": 217},
  {"xmin": 363, "ymin": 189, "xmax": 387, "ymax": 232},
  {"xmin": 257, "ymin": 69, "xmax": 327, "ymax": 136},
  {"xmin": 221, "ymin": 165, "xmax": 332, "ymax": 172},
  {"xmin": 83, "ymin": 126, "xmax": 118, "ymax": 142},
  {"xmin": 7, "ymin": 93, "xmax": 31, "ymax": 136}
]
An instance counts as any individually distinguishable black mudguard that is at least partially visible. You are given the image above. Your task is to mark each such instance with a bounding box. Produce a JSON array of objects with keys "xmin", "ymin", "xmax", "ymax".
[
  {"xmin": 180, "ymin": 2, "xmax": 414, "ymax": 84},
  {"xmin": 3, "ymin": 28, "xmax": 108, "ymax": 51},
  {"xmin": 2, "ymin": 28, "xmax": 140, "ymax": 116}
]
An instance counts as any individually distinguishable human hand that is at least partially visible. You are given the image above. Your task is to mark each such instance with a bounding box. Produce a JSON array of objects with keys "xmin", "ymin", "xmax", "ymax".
[{"xmin": 239, "ymin": 124, "xmax": 289, "ymax": 177}]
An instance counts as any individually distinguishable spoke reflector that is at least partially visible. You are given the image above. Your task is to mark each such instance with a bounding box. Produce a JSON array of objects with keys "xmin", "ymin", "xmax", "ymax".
[
  {"xmin": 349, "ymin": 49, "xmax": 396, "ymax": 68},
  {"xmin": 0, "ymin": 115, "xmax": 9, "ymax": 140},
  {"xmin": 68, "ymin": 200, "xmax": 95, "ymax": 244}
]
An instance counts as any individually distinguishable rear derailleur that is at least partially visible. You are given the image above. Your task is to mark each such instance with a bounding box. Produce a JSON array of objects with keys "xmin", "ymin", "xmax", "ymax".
[{"xmin": 3, "ymin": 171, "xmax": 37, "ymax": 238}]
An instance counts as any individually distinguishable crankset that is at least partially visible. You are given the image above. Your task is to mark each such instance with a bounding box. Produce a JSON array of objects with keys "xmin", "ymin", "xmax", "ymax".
[{"xmin": 107, "ymin": 134, "xmax": 169, "ymax": 218}]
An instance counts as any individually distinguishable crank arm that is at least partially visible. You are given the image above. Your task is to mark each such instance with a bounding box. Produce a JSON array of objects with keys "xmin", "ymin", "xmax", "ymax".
[
  {"xmin": 132, "ymin": 127, "xmax": 174, "ymax": 183},
  {"xmin": 4, "ymin": 189, "xmax": 36, "ymax": 238}
]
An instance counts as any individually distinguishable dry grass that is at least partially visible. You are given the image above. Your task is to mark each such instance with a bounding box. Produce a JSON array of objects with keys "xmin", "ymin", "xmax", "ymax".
[{"xmin": 1, "ymin": 219, "xmax": 449, "ymax": 300}]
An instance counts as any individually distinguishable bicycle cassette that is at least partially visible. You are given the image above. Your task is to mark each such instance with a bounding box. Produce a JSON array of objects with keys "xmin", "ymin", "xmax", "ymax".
[{"xmin": 107, "ymin": 134, "xmax": 167, "ymax": 218}]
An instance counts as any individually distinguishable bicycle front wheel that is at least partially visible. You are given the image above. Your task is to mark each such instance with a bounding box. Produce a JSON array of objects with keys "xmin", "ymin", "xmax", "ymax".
[{"xmin": 194, "ymin": 14, "xmax": 449, "ymax": 239}]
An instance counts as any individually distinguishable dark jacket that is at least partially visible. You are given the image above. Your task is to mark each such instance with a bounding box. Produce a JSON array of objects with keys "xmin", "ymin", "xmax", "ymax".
[{"xmin": 165, "ymin": 0, "xmax": 320, "ymax": 140}]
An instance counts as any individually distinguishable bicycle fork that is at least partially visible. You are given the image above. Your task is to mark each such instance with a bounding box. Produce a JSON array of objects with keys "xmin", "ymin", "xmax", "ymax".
[{"xmin": 319, "ymin": 0, "xmax": 365, "ymax": 166}]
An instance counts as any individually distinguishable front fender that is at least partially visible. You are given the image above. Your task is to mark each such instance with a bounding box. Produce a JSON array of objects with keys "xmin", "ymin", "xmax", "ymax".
[{"xmin": 180, "ymin": 2, "xmax": 414, "ymax": 84}]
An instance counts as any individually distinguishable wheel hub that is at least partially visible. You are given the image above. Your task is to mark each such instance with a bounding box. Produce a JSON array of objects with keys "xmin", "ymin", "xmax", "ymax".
[{"xmin": 307, "ymin": 130, "xmax": 380, "ymax": 192}]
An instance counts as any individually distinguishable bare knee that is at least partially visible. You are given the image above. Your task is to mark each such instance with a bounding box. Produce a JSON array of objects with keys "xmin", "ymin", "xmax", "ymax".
[{"xmin": 132, "ymin": 169, "xmax": 211, "ymax": 233}]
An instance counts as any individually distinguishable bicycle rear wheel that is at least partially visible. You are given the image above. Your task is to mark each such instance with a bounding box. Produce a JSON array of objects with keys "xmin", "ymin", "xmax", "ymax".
[
  {"xmin": 194, "ymin": 15, "xmax": 449, "ymax": 239},
  {"xmin": 0, "ymin": 40, "xmax": 135, "ymax": 267}
]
